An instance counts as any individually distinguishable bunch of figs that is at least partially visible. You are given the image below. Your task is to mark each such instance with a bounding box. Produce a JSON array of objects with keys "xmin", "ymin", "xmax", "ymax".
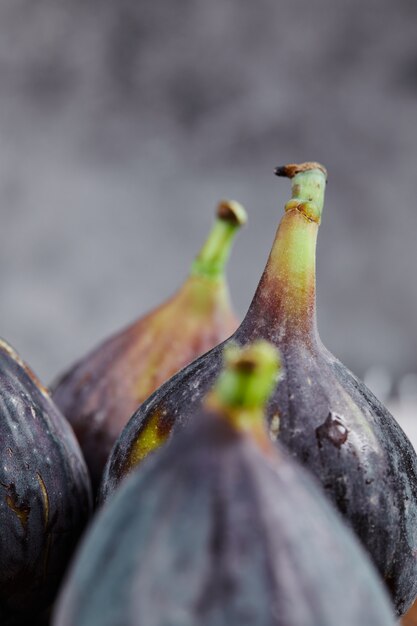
[{"xmin": 1, "ymin": 163, "xmax": 417, "ymax": 625}]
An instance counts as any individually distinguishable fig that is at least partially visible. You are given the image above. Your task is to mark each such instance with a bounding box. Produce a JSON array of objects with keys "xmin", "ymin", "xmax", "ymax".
[
  {"xmin": 103, "ymin": 162, "xmax": 417, "ymax": 615},
  {"xmin": 0, "ymin": 339, "xmax": 92, "ymax": 625},
  {"xmin": 54, "ymin": 342, "xmax": 395, "ymax": 626},
  {"xmin": 52, "ymin": 200, "xmax": 246, "ymax": 492}
]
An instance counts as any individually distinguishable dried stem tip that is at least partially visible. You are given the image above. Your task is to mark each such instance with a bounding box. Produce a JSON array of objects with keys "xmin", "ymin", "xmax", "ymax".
[
  {"xmin": 217, "ymin": 200, "xmax": 248, "ymax": 226},
  {"xmin": 274, "ymin": 162, "xmax": 328, "ymax": 181}
]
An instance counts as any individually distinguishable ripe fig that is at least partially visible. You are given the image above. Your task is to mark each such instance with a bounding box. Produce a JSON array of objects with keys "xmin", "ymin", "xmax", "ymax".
[
  {"xmin": 0, "ymin": 339, "xmax": 92, "ymax": 625},
  {"xmin": 54, "ymin": 342, "xmax": 395, "ymax": 626},
  {"xmin": 103, "ymin": 162, "xmax": 417, "ymax": 615},
  {"xmin": 52, "ymin": 200, "xmax": 247, "ymax": 492}
]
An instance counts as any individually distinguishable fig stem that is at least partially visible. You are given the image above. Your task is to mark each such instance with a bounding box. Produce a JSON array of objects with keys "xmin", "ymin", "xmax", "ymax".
[
  {"xmin": 210, "ymin": 341, "xmax": 281, "ymax": 438},
  {"xmin": 241, "ymin": 161, "xmax": 328, "ymax": 340},
  {"xmin": 275, "ymin": 162, "xmax": 327, "ymax": 223},
  {"xmin": 190, "ymin": 201, "xmax": 247, "ymax": 280}
]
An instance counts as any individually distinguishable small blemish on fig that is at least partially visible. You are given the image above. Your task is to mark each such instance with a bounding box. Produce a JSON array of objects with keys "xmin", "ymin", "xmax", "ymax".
[
  {"xmin": 316, "ymin": 412, "xmax": 349, "ymax": 448},
  {"xmin": 269, "ymin": 414, "xmax": 280, "ymax": 441},
  {"xmin": 36, "ymin": 472, "xmax": 49, "ymax": 528},
  {"xmin": 4, "ymin": 485, "xmax": 30, "ymax": 530}
]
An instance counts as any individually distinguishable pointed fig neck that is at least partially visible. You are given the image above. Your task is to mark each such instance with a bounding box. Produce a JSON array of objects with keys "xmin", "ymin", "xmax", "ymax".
[
  {"xmin": 241, "ymin": 164, "xmax": 326, "ymax": 343},
  {"xmin": 206, "ymin": 342, "xmax": 280, "ymax": 452},
  {"xmin": 190, "ymin": 200, "xmax": 247, "ymax": 281},
  {"xmin": 178, "ymin": 271, "xmax": 233, "ymax": 317}
]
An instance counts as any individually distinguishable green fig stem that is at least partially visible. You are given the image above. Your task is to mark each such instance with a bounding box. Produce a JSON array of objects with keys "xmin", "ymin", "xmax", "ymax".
[
  {"xmin": 190, "ymin": 201, "xmax": 247, "ymax": 280},
  {"xmin": 208, "ymin": 341, "xmax": 281, "ymax": 444},
  {"xmin": 243, "ymin": 162, "xmax": 327, "ymax": 342},
  {"xmin": 275, "ymin": 162, "xmax": 327, "ymax": 224}
]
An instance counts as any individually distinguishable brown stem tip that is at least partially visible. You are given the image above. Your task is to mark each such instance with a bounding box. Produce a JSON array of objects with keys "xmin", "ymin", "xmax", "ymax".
[
  {"xmin": 274, "ymin": 162, "xmax": 328, "ymax": 181},
  {"xmin": 216, "ymin": 200, "xmax": 248, "ymax": 226}
]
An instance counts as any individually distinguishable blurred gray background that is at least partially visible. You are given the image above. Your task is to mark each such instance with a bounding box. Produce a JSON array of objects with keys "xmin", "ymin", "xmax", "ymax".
[{"xmin": 0, "ymin": 0, "xmax": 417, "ymax": 401}]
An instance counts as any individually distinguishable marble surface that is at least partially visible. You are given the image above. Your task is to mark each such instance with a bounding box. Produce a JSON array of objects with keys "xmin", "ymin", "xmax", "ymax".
[{"xmin": 0, "ymin": 0, "xmax": 416, "ymax": 384}]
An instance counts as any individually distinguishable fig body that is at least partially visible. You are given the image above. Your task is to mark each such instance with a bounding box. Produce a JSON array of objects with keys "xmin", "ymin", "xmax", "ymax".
[
  {"xmin": 56, "ymin": 343, "xmax": 395, "ymax": 626},
  {"xmin": 52, "ymin": 200, "xmax": 246, "ymax": 492},
  {"xmin": 103, "ymin": 163, "xmax": 417, "ymax": 615},
  {"xmin": 0, "ymin": 340, "xmax": 92, "ymax": 625}
]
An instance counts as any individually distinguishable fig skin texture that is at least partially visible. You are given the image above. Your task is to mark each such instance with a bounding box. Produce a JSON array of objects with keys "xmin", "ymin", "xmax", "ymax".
[
  {"xmin": 102, "ymin": 163, "xmax": 417, "ymax": 616},
  {"xmin": 0, "ymin": 339, "xmax": 92, "ymax": 625},
  {"xmin": 51, "ymin": 200, "xmax": 246, "ymax": 493},
  {"xmin": 54, "ymin": 344, "xmax": 395, "ymax": 626}
]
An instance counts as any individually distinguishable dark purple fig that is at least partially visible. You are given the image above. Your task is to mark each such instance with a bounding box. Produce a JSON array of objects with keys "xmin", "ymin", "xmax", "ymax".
[
  {"xmin": 54, "ymin": 342, "xmax": 395, "ymax": 626},
  {"xmin": 0, "ymin": 339, "xmax": 92, "ymax": 625},
  {"xmin": 51, "ymin": 200, "xmax": 246, "ymax": 493},
  {"xmin": 103, "ymin": 162, "xmax": 417, "ymax": 616}
]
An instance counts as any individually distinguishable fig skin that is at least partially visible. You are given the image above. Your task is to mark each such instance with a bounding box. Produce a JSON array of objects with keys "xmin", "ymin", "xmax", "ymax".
[
  {"xmin": 102, "ymin": 163, "xmax": 417, "ymax": 616},
  {"xmin": 51, "ymin": 200, "xmax": 246, "ymax": 493},
  {"xmin": 0, "ymin": 339, "xmax": 92, "ymax": 625},
  {"xmin": 55, "ymin": 343, "xmax": 395, "ymax": 626}
]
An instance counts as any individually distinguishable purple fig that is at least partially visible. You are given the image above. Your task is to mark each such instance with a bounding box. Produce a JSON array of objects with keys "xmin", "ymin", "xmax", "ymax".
[
  {"xmin": 52, "ymin": 200, "xmax": 246, "ymax": 492},
  {"xmin": 0, "ymin": 339, "xmax": 92, "ymax": 625},
  {"xmin": 54, "ymin": 342, "xmax": 395, "ymax": 626},
  {"xmin": 103, "ymin": 163, "xmax": 417, "ymax": 615}
]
